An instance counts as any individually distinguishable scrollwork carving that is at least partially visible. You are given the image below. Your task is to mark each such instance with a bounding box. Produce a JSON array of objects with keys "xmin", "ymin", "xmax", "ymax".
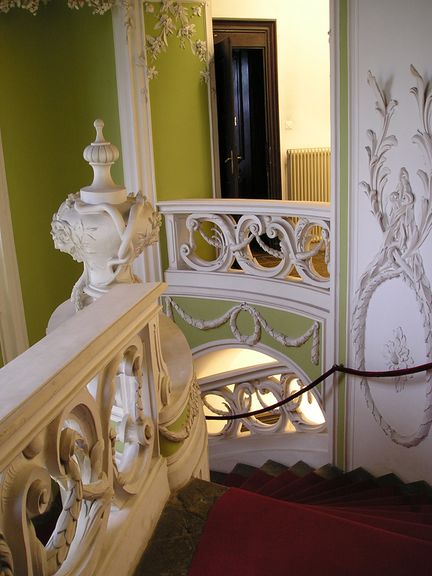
[
  {"xmin": 177, "ymin": 212, "xmax": 330, "ymax": 286},
  {"xmin": 103, "ymin": 337, "xmax": 156, "ymax": 498},
  {"xmin": 202, "ymin": 372, "xmax": 326, "ymax": 438}
]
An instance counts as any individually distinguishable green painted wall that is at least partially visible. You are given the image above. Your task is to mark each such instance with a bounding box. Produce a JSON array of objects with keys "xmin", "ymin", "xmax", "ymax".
[
  {"xmin": 0, "ymin": 2, "xmax": 122, "ymax": 344},
  {"xmin": 168, "ymin": 296, "xmax": 322, "ymax": 381},
  {"xmin": 337, "ymin": 0, "xmax": 349, "ymax": 468},
  {"xmin": 145, "ymin": 4, "xmax": 213, "ymax": 202}
]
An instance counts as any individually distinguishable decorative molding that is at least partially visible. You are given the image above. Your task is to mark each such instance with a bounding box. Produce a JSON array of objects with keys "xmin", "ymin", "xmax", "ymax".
[
  {"xmin": 112, "ymin": 1, "xmax": 163, "ymax": 283},
  {"xmin": 164, "ymin": 296, "xmax": 320, "ymax": 365},
  {"xmin": 0, "ymin": 130, "xmax": 29, "ymax": 363},
  {"xmin": 352, "ymin": 66, "xmax": 432, "ymax": 447}
]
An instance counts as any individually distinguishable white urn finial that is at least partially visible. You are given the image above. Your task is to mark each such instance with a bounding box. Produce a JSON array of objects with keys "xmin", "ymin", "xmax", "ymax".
[{"xmin": 80, "ymin": 119, "xmax": 127, "ymax": 205}]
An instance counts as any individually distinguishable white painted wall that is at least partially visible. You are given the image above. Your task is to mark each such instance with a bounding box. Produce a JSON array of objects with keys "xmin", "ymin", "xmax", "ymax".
[
  {"xmin": 211, "ymin": 0, "xmax": 330, "ymax": 198},
  {"xmin": 348, "ymin": 0, "xmax": 432, "ymax": 482}
]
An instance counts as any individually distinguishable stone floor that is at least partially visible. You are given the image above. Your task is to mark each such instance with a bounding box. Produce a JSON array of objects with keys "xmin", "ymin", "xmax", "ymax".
[{"xmin": 134, "ymin": 478, "xmax": 227, "ymax": 576}]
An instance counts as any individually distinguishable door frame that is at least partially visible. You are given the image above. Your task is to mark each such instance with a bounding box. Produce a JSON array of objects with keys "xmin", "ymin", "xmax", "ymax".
[{"xmin": 210, "ymin": 19, "xmax": 281, "ymax": 199}]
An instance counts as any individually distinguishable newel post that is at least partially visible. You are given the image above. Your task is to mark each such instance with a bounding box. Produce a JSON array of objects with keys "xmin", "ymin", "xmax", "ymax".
[{"xmin": 51, "ymin": 119, "xmax": 161, "ymax": 310}]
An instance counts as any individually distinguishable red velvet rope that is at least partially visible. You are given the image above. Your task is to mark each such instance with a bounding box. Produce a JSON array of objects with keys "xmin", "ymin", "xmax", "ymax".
[{"xmin": 204, "ymin": 360, "xmax": 432, "ymax": 421}]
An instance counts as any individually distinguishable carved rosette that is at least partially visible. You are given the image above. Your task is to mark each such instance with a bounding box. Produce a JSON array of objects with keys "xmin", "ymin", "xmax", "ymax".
[{"xmin": 51, "ymin": 120, "xmax": 161, "ymax": 310}]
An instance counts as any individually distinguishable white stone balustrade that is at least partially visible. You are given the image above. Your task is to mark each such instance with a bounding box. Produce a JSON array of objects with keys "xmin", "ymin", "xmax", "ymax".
[
  {"xmin": 158, "ymin": 199, "xmax": 331, "ymax": 288},
  {"xmin": 0, "ymin": 284, "xmax": 208, "ymax": 576},
  {"xmin": 201, "ymin": 368, "xmax": 326, "ymax": 439}
]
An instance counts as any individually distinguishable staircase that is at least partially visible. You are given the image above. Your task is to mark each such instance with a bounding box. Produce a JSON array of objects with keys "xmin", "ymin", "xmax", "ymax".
[{"xmin": 136, "ymin": 460, "xmax": 432, "ymax": 575}]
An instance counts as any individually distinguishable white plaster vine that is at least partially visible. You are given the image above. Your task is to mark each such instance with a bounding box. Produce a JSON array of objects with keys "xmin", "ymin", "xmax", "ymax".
[
  {"xmin": 202, "ymin": 372, "xmax": 326, "ymax": 438},
  {"xmin": 159, "ymin": 377, "xmax": 200, "ymax": 442},
  {"xmin": 164, "ymin": 297, "xmax": 320, "ymax": 365},
  {"xmin": 144, "ymin": 1, "xmax": 209, "ymax": 83},
  {"xmin": 179, "ymin": 213, "xmax": 330, "ymax": 286},
  {"xmin": 353, "ymin": 66, "xmax": 432, "ymax": 447},
  {"xmin": 384, "ymin": 326, "xmax": 414, "ymax": 393}
]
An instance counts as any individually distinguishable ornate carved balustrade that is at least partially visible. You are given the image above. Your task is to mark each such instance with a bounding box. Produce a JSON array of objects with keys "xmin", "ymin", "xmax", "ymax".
[
  {"xmin": 0, "ymin": 284, "xmax": 208, "ymax": 576},
  {"xmin": 158, "ymin": 199, "xmax": 331, "ymax": 288},
  {"xmin": 201, "ymin": 367, "xmax": 326, "ymax": 438}
]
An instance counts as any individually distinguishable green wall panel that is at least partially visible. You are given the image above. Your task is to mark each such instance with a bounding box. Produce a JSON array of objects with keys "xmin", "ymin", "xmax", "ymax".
[
  {"xmin": 0, "ymin": 3, "xmax": 122, "ymax": 344},
  {"xmin": 337, "ymin": 0, "xmax": 349, "ymax": 467},
  {"xmin": 145, "ymin": 3, "xmax": 213, "ymax": 202}
]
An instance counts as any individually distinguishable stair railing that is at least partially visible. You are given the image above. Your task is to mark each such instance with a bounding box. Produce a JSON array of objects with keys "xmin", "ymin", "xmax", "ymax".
[
  {"xmin": 158, "ymin": 198, "xmax": 331, "ymax": 290},
  {"xmin": 0, "ymin": 283, "xmax": 177, "ymax": 575},
  {"xmin": 0, "ymin": 120, "xmax": 209, "ymax": 576}
]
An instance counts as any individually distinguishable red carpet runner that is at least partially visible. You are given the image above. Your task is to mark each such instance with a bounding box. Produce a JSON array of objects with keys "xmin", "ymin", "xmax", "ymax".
[{"xmin": 189, "ymin": 466, "xmax": 432, "ymax": 576}]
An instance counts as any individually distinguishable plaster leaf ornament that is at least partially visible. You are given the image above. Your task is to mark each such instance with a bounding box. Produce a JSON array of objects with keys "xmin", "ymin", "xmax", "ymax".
[
  {"xmin": 352, "ymin": 67, "xmax": 432, "ymax": 447},
  {"xmin": 191, "ymin": 4, "xmax": 201, "ymax": 17},
  {"xmin": 51, "ymin": 212, "xmax": 96, "ymax": 263},
  {"xmin": 200, "ymin": 67, "xmax": 210, "ymax": 84},
  {"xmin": 146, "ymin": 35, "xmax": 166, "ymax": 60},
  {"xmin": 146, "ymin": 65, "xmax": 158, "ymax": 80},
  {"xmin": 192, "ymin": 39, "xmax": 207, "ymax": 62},
  {"xmin": 384, "ymin": 327, "xmax": 414, "ymax": 393},
  {"xmin": 143, "ymin": 1, "xmax": 209, "ymax": 82},
  {"xmin": 178, "ymin": 23, "xmax": 196, "ymax": 48}
]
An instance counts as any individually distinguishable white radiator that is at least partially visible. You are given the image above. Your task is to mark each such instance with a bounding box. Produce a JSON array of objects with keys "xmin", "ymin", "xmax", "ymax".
[{"xmin": 287, "ymin": 147, "xmax": 331, "ymax": 202}]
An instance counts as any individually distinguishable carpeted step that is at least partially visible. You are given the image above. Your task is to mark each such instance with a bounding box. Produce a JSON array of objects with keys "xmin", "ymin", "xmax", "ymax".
[
  {"xmin": 307, "ymin": 504, "xmax": 432, "ymax": 540},
  {"xmin": 221, "ymin": 463, "xmax": 259, "ymax": 487},
  {"xmin": 237, "ymin": 469, "xmax": 274, "ymax": 492},
  {"xmin": 251, "ymin": 459, "xmax": 315, "ymax": 496},
  {"xmin": 188, "ymin": 488, "xmax": 432, "ymax": 576},
  {"xmin": 255, "ymin": 467, "xmax": 300, "ymax": 495},
  {"xmin": 268, "ymin": 470, "xmax": 325, "ymax": 499},
  {"xmin": 260, "ymin": 459, "xmax": 289, "ymax": 476}
]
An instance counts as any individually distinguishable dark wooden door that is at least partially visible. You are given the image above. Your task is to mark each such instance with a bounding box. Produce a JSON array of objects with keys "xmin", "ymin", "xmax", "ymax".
[
  {"xmin": 214, "ymin": 38, "xmax": 238, "ymax": 197},
  {"xmin": 213, "ymin": 20, "xmax": 281, "ymax": 200}
]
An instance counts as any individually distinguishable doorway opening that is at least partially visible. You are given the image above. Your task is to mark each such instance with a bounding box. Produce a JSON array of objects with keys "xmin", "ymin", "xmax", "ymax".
[{"xmin": 213, "ymin": 20, "xmax": 281, "ymax": 200}]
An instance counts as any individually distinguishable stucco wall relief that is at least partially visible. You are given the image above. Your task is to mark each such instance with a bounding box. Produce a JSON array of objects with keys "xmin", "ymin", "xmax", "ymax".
[{"xmin": 353, "ymin": 66, "xmax": 432, "ymax": 447}]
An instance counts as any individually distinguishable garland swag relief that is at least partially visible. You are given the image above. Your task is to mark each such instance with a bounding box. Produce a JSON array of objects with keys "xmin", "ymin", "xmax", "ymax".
[
  {"xmin": 165, "ymin": 297, "xmax": 320, "ymax": 366},
  {"xmin": 353, "ymin": 66, "xmax": 432, "ymax": 447}
]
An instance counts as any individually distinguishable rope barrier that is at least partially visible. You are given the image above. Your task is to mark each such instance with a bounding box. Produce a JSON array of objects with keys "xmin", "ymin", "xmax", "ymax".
[{"xmin": 204, "ymin": 360, "xmax": 432, "ymax": 421}]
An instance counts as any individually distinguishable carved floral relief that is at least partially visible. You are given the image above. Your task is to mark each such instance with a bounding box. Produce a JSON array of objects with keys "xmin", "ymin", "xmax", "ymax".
[{"xmin": 352, "ymin": 66, "xmax": 432, "ymax": 447}]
